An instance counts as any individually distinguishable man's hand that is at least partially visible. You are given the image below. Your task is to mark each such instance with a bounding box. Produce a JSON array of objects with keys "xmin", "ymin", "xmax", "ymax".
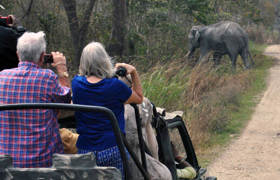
[
  {"xmin": 51, "ymin": 51, "xmax": 67, "ymax": 72},
  {"xmin": 7, "ymin": 15, "xmax": 15, "ymax": 27},
  {"xmin": 51, "ymin": 52, "xmax": 66, "ymax": 67},
  {"xmin": 51, "ymin": 51, "xmax": 70, "ymax": 87}
]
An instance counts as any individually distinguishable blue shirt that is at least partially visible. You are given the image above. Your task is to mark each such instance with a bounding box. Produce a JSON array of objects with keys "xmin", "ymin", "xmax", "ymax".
[{"xmin": 72, "ymin": 75, "xmax": 132, "ymax": 151}]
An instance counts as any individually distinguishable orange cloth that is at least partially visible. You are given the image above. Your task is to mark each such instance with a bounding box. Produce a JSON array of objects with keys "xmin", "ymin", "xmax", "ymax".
[{"xmin": 59, "ymin": 128, "xmax": 79, "ymax": 154}]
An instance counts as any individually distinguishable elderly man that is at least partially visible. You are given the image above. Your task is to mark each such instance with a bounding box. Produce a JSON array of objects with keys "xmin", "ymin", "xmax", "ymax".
[{"xmin": 0, "ymin": 31, "xmax": 71, "ymax": 168}]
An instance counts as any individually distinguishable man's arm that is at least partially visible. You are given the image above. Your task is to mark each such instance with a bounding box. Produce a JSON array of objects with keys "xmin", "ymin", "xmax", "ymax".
[
  {"xmin": 51, "ymin": 52, "xmax": 71, "ymax": 103},
  {"xmin": 51, "ymin": 52, "xmax": 70, "ymax": 88},
  {"xmin": 56, "ymin": 64, "xmax": 70, "ymax": 88}
]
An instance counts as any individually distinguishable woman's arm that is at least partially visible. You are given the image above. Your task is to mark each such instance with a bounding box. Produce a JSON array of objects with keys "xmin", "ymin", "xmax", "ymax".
[{"xmin": 115, "ymin": 63, "xmax": 143, "ymax": 104}]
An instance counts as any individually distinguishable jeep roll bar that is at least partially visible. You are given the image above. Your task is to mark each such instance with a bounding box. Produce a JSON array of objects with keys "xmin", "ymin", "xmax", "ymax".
[
  {"xmin": 0, "ymin": 103, "xmax": 139, "ymax": 180},
  {"xmin": 166, "ymin": 116, "xmax": 199, "ymax": 170}
]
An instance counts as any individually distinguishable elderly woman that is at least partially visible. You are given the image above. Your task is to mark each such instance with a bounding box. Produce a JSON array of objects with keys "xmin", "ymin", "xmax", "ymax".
[{"xmin": 71, "ymin": 42, "xmax": 143, "ymax": 177}]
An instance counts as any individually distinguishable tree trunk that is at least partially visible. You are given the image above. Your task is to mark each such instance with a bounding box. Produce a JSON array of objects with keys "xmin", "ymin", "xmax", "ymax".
[
  {"xmin": 61, "ymin": 0, "xmax": 96, "ymax": 69},
  {"xmin": 107, "ymin": 0, "xmax": 127, "ymax": 57}
]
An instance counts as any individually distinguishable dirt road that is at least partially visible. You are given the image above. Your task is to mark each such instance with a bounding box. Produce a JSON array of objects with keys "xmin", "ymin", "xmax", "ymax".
[{"xmin": 207, "ymin": 45, "xmax": 280, "ymax": 179}]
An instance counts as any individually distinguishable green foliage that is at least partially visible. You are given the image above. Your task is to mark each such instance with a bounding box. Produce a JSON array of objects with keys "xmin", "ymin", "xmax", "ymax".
[
  {"xmin": 3, "ymin": 0, "xmax": 273, "ymax": 67},
  {"xmin": 38, "ymin": 12, "xmax": 57, "ymax": 34},
  {"xmin": 88, "ymin": 11, "xmax": 112, "ymax": 45},
  {"xmin": 239, "ymin": 0, "xmax": 263, "ymax": 23},
  {"xmin": 259, "ymin": 0, "xmax": 278, "ymax": 27},
  {"xmin": 0, "ymin": 0, "xmax": 13, "ymax": 11},
  {"xmin": 171, "ymin": 0, "xmax": 215, "ymax": 24},
  {"xmin": 142, "ymin": 63, "xmax": 191, "ymax": 110}
]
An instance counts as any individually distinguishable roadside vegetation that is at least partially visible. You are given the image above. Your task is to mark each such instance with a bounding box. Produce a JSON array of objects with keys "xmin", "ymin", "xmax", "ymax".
[{"xmin": 141, "ymin": 43, "xmax": 274, "ymax": 166}]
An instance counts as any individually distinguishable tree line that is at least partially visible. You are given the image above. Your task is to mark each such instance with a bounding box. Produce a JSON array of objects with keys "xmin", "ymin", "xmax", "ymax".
[{"xmin": 0, "ymin": 0, "xmax": 277, "ymax": 72}]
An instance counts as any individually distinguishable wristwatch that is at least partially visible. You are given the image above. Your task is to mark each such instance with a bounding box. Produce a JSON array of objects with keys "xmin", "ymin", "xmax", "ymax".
[{"xmin": 59, "ymin": 71, "xmax": 69, "ymax": 78}]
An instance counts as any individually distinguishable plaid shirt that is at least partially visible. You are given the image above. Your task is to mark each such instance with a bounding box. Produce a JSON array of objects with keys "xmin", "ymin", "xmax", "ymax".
[{"xmin": 0, "ymin": 61, "xmax": 71, "ymax": 168}]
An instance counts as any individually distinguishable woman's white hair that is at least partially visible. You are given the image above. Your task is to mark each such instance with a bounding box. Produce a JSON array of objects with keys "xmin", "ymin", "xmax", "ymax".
[
  {"xmin": 79, "ymin": 42, "xmax": 114, "ymax": 78},
  {"xmin": 17, "ymin": 31, "xmax": 46, "ymax": 63}
]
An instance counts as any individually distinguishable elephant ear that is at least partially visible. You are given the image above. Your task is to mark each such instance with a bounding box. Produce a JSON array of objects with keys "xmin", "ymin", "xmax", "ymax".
[
  {"xmin": 194, "ymin": 29, "xmax": 200, "ymax": 42},
  {"xmin": 190, "ymin": 27, "xmax": 200, "ymax": 43}
]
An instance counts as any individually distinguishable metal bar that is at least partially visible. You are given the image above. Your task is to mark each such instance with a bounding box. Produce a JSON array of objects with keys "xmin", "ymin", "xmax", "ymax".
[
  {"xmin": 0, "ymin": 103, "xmax": 128, "ymax": 180},
  {"xmin": 130, "ymin": 104, "xmax": 148, "ymax": 177},
  {"xmin": 166, "ymin": 117, "xmax": 200, "ymax": 170},
  {"xmin": 123, "ymin": 137, "xmax": 150, "ymax": 179},
  {"xmin": 167, "ymin": 121, "xmax": 182, "ymax": 129}
]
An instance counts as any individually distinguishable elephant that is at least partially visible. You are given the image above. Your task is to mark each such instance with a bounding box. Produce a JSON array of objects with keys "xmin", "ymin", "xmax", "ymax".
[{"xmin": 186, "ymin": 21, "xmax": 254, "ymax": 69}]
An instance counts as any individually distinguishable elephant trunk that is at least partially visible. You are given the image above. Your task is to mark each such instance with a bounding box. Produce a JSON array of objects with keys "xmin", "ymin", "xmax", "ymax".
[{"xmin": 185, "ymin": 48, "xmax": 195, "ymax": 59}]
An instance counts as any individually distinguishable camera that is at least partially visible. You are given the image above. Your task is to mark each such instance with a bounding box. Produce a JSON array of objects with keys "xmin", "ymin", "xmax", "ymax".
[
  {"xmin": 0, "ymin": 15, "xmax": 13, "ymax": 26},
  {"xmin": 0, "ymin": 15, "xmax": 26, "ymax": 36},
  {"xmin": 44, "ymin": 54, "xmax": 53, "ymax": 64},
  {"xmin": 115, "ymin": 66, "xmax": 127, "ymax": 77}
]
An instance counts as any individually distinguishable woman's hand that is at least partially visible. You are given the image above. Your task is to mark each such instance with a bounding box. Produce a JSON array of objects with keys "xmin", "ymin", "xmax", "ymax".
[
  {"xmin": 115, "ymin": 63, "xmax": 143, "ymax": 104},
  {"xmin": 115, "ymin": 63, "xmax": 136, "ymax": 75}
]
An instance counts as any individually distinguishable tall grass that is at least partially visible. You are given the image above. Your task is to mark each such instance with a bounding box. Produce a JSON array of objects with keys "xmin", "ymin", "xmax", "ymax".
[
  {"xmin": 141, "ymin": 61, "xmax": 191, "ymax": 110},
  {"xmin": 140, "ymin": 44, "xmax": 274, "ymax": 166}
]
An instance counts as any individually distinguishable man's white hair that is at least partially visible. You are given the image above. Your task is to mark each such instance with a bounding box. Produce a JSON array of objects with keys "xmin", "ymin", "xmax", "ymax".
[{"xmin": 17, "ymin": 31, "xmax": 46, "ymax": 63}]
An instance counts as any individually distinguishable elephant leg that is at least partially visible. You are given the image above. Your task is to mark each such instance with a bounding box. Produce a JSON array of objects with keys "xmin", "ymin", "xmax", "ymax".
[
  {"xmin": 240, "ymin": 50, "xmax": 250, "ymax": 69},
  {"xmin": 197, "ymin": 49, "xmax": 209, "ymax": 64},
  {"xmin": 248, "ymin": 50, "xmax": 255, "ymax": 66},
  {"xmin": 213, "ymin": 52, "xmax": 222, "ymax": 65},
  {"xmin": 197, "ymin": 55, "xmax": 204, "ymax": 64},
  {"xmin": 229, "ymin": 53, "xmax": 238, "ymax": 71}
]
